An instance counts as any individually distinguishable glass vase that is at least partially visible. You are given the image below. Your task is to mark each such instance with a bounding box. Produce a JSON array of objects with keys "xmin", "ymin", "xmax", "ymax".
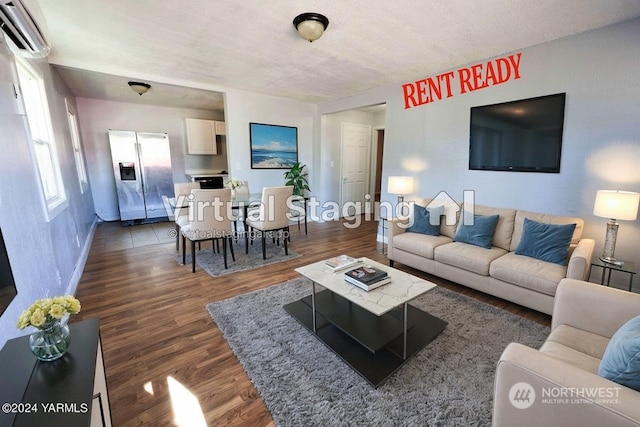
[{"xmin": 29, "ymin": 320, "xmax": 71, "ymax": 362}]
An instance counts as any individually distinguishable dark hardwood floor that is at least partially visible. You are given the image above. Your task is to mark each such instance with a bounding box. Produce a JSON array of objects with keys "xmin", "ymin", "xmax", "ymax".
[{"xmin": 76, "ymin": 217, "xmax": 550, "ymax": 426}]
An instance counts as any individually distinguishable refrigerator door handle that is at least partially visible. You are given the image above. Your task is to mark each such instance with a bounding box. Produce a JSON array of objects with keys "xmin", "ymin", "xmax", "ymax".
[{"xmin": 136, "ymin": 142, "xmax": 148, "ymax": 195}]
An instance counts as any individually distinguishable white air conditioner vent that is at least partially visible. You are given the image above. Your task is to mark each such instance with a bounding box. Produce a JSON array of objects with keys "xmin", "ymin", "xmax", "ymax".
[{"xmin": 0, "ymin": 0, "xmax": 49, "ymax": 57}]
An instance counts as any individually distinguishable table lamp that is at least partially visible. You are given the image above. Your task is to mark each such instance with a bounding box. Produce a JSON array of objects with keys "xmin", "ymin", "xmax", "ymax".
[
  {"xmin": 593, "ymin": 190, "xmax": 640, "ymax": 265},
  {"xmin": 388, "ymin": 176, "xmax": 415, "ymax": 203}
]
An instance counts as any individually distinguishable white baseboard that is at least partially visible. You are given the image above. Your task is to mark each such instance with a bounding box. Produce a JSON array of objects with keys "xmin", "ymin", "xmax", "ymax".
[{"xmin": 65, "ymin": 216, "xmax": 99, "ymax": 296}]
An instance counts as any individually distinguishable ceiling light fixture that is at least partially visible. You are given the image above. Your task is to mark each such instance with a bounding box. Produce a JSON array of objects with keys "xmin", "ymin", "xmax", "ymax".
[
  {"xmin": 128, "ymin": 81, "xmax": 151, "ymax": 96},
  {"xmin": 293, "ymin": 13, "xmax": 329, "ymax": 43}
]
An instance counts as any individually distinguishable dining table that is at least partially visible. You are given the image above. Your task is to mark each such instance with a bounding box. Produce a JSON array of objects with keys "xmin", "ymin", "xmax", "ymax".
[{"xmin": 165, "ymin": 192, "xmax": 308, "ymax": 235}]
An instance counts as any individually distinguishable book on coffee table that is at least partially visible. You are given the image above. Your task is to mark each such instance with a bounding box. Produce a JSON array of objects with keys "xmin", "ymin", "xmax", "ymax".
[
  {"xmin": 344, "ymin": 265, "xmax": 391, "ymax": 291},
  {"xmin": 324, "ymin": 255, "xmax": 361, "ymax": 272}
]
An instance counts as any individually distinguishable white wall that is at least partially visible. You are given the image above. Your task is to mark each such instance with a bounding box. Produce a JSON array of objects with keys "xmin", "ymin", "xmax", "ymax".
[
  {"xmin": 0, "ymin": 43, "xmax": 96, "ymax": 348},
  {"xmin": 319, "ymin": 19, "xmax": 640, "ymax": 288},
  {"xmin": 224, "ymin": 89, "xmax": 316, "ymax": 193},
  {"xmin": 76, "ymin": 98, "xmax": 223, "ymax": 220}
]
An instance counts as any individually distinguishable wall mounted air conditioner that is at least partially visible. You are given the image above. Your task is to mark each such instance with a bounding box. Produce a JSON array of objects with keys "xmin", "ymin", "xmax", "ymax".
[{"xmin": 0, "ymin": 0, "xmax": 49, "ymax": 57}]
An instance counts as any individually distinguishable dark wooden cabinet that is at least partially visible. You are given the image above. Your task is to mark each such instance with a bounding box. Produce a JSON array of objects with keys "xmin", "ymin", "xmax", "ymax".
[{"xmin": 0, "ymin": 318, "xmax": 112, "ymax": 426}]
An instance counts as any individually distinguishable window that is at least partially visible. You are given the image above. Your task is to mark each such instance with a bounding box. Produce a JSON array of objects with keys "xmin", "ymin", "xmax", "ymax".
[
  {"xmin": 15, "ymin": 57, "xmax": 67, "ymax": 219},
  {"xmin": 66, "ymin": 99, "xmax": 88, "ymax": 193}
]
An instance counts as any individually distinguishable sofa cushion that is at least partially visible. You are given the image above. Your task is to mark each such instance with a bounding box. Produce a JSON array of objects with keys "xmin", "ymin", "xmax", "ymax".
[
  {"xmin": 541, "ymin": 325, "xmax": 608, "ymax": 374},
  {"xmin": 471, "ymin": 205, "xmax": 516, "ymax": 251},
  {"xmin": 510, "ymin": 210, "xmax": 584, "ymax": 252},
  {"xmin": 393, "ymin": 233, "xmax": 452, "ymax": 260},
  {"xmin": 489, "ymin": 252, "xmax": 567, "ymax": 296},
  {"xmin": 419, "ymin": 197, "xmax": 460, "ymax": 239},
  {"xmin": 598, "ymin": 315, "xmax": 640, "ymax": 391},
  {"xmin": 515, "ymin": 218, "xmax": 576, "ymax": 265},
  {"xmin": 453, "ymin": 214, "xmax": 500, "ymax": 249},
  {"xmin": 546, "ymin": 324, "xmax": 610, "ymax": 360},
  {"xmin": 407, "ymin": 204, "xmax": 443, "ymax": 236},
  {"xmin": 435, "ymin": 242, "xmax": 507, "ymax": 276}
]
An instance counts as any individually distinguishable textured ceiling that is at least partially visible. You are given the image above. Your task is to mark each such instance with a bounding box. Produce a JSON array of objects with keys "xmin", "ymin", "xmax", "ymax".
[{"xmin": 21, "ymin": 0, "xmax": 640, "ymax": 111}]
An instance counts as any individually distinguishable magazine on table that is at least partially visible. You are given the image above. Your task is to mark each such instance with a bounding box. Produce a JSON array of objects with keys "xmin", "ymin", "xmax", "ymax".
[{"xmin": 324, "ymin": 255, "xmax": 361, "ymax": 272}]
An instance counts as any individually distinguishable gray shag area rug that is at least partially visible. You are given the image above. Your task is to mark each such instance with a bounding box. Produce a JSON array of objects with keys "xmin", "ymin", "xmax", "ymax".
[
  {"xmin": 178, "ymin": 240, "xmax": 300, "ymax": 276},
  {"xmin": 206, "ymin": 278, "xmax": 550, "ymax": 426}
]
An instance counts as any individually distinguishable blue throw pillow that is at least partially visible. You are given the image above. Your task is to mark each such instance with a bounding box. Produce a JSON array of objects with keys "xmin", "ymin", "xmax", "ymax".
[
  {"xmin": 453, "ymin": 214, "xmax": 499, "ymax": 249},
  {"xmin": 599, "ymin": 315, "xmax": 640, "ymax": 391},
  {"xmin": 515, "ymin": 218, "xmax": 576, "ymax": 265},
  {"xmin": 407, "ymin": 205, "xmax": 443, "ymax": 236}
]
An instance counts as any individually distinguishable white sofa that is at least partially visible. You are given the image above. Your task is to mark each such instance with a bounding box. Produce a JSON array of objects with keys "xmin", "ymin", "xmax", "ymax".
[
  {"xmin": 493, "ymin": 278, "xmax": 640, "ymax": 426},
  {"xmin": 387, "ymin": 202, "xmax": 595, "ymax": 314}
]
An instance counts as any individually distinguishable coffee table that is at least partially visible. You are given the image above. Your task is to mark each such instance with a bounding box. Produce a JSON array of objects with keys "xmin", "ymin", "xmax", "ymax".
[{"xmin": 284, "ymin": 257, "xmax": 447, "ymax": 387}]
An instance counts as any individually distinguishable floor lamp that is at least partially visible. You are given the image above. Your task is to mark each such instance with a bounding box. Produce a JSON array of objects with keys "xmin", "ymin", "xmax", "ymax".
[
  {"xmin": 593, "ymin": 190, "xmax": 640, "ymax": 265},
  {"xmin": 388, "ymin": 176, "xmax": 414, "ymax": 217}
]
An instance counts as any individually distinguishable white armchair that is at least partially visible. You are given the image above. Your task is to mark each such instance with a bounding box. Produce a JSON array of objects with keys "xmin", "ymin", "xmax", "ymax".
[{"xmin": 493, "ymin": 278, "xmax": 640, "ymax": 427}]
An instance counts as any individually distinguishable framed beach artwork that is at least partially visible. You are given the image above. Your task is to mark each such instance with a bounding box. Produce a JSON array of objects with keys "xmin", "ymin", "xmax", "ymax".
[{"xmin": 250, "ymin": 122, "xmax": 298, "ymax": 169}]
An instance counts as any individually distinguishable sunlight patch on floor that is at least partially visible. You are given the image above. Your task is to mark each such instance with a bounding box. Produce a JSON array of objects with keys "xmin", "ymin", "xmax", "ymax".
[
  {"xmin": 143, "ymin": 381, "xmax": 154, "ymax": 395},
  {"xmin": 167, "ymin": 376, "xmax": 207, "ymax": 427}
]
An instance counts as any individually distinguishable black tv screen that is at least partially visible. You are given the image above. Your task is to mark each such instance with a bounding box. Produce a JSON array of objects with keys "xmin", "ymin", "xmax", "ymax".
[{"xmin": 469, "ymin": 93, "xmax": 566, "ymax": 173}]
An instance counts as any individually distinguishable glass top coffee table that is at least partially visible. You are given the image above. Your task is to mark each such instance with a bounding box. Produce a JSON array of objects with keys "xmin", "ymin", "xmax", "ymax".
[{"xmin": 284, "ymin": 257, "xmax": 447, "ymax": 388}]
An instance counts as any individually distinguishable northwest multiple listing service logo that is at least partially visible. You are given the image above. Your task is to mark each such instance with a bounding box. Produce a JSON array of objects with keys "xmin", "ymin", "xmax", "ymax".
[
  {"xmin": 508, "ymin": 382, "xmax": 624, "ymax": 409},
  {"xmin": 509, "ymin": 382, "xmax": 536, "ymax": 409}
]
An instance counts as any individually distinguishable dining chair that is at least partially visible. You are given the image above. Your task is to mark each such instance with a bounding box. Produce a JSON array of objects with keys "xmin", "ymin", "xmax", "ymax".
[
  {"xmin": 233, "ymin": 180, "xmax": 251, "ymax": 237},
  {"xmin": 173, "ymin": 182, "xmax": 201, "ymax": 251},
  {"xmin": 181, "ymin": 188, "xmax": 235, "ymax": 272},
  {"xmin": 245, "ymin": 186, "xmax": 293, "ymax": 259}
]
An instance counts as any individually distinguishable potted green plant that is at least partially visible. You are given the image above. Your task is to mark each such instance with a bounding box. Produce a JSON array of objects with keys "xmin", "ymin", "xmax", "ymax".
[{"xmin": 284, "ymin": 162, "xmax": 310, "ymax": 196}]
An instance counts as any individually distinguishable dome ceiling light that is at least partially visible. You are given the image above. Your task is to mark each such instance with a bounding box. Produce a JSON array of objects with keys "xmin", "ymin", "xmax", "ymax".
[
  {"xmin": 293, "ymin": 13, "xmax": 329, "ymax": 43},
  {"xmin": 128, "ymin": 81, "xmax": 151, "ymax": 96}
]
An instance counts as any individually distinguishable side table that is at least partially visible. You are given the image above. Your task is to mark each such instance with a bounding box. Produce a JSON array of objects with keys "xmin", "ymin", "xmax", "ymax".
[
  {"xmin": 0, "ymin": 318, "xmax": 112, "ymax": 426},
  {"xmin": 590, "ymin": 257, "xmax": 636, "ymax": 292},
  {"xmin": 380, "ymin": 217, "xmax": 390, "ymax": 254}
]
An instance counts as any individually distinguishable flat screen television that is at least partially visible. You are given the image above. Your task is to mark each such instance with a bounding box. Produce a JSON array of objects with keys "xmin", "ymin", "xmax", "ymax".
[{"xmin": 469, "ymin": 93, "xmax": 566, "ymax": 173}]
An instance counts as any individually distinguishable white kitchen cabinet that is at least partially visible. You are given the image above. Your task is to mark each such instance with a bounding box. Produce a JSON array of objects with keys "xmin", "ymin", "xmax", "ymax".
[
  {"xmin": 214, "ymin": 120, "xmax": 226, "ymax": 136},
  {"xmin": 185, "ymin": 118, "xmax": 217, "ymax": 155}
]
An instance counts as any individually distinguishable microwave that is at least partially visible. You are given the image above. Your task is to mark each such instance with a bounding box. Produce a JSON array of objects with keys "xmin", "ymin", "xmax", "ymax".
[{"xmin": 194, "ymin": 176, "xmax": 224, "ymax": 189}]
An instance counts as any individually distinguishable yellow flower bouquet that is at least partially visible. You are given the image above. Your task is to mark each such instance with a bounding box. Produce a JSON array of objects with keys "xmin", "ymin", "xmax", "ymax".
[
  {"xmin": 17, "ymin": 295, "xmax": 81, "ymax": 330},
  {"xmin": 17, "ymin": 295, "xmax": 81, "ymax": 361}
]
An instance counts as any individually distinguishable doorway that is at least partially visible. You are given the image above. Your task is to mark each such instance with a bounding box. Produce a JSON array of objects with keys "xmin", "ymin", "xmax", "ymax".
[
  {"xmin": 321, "ymin": 103, "xmax": 386, "ymax": 218},
  {"xmin": 340, "ymin": 123, "xmax": 372, "ymax": 215}
]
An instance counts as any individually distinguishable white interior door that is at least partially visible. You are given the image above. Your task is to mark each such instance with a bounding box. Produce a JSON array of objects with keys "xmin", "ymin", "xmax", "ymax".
[{"xmin": 340, "ymin": 123, "xmax": 372, "ymax": 216}]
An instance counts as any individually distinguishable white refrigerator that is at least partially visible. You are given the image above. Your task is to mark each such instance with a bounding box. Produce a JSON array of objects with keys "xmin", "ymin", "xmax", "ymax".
[{"xmin": 108, "ymin": 130, "xmax": 174, "ymax": 222}]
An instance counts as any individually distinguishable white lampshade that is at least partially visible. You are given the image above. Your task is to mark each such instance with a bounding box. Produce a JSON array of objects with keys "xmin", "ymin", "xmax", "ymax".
[
  {"xmin": 593, "ymin": 190, "xmax": 640, "ymax": 221},
  {"xmin": 388, "ymin": 176, "xmax": 415, "ymax": 195}
]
